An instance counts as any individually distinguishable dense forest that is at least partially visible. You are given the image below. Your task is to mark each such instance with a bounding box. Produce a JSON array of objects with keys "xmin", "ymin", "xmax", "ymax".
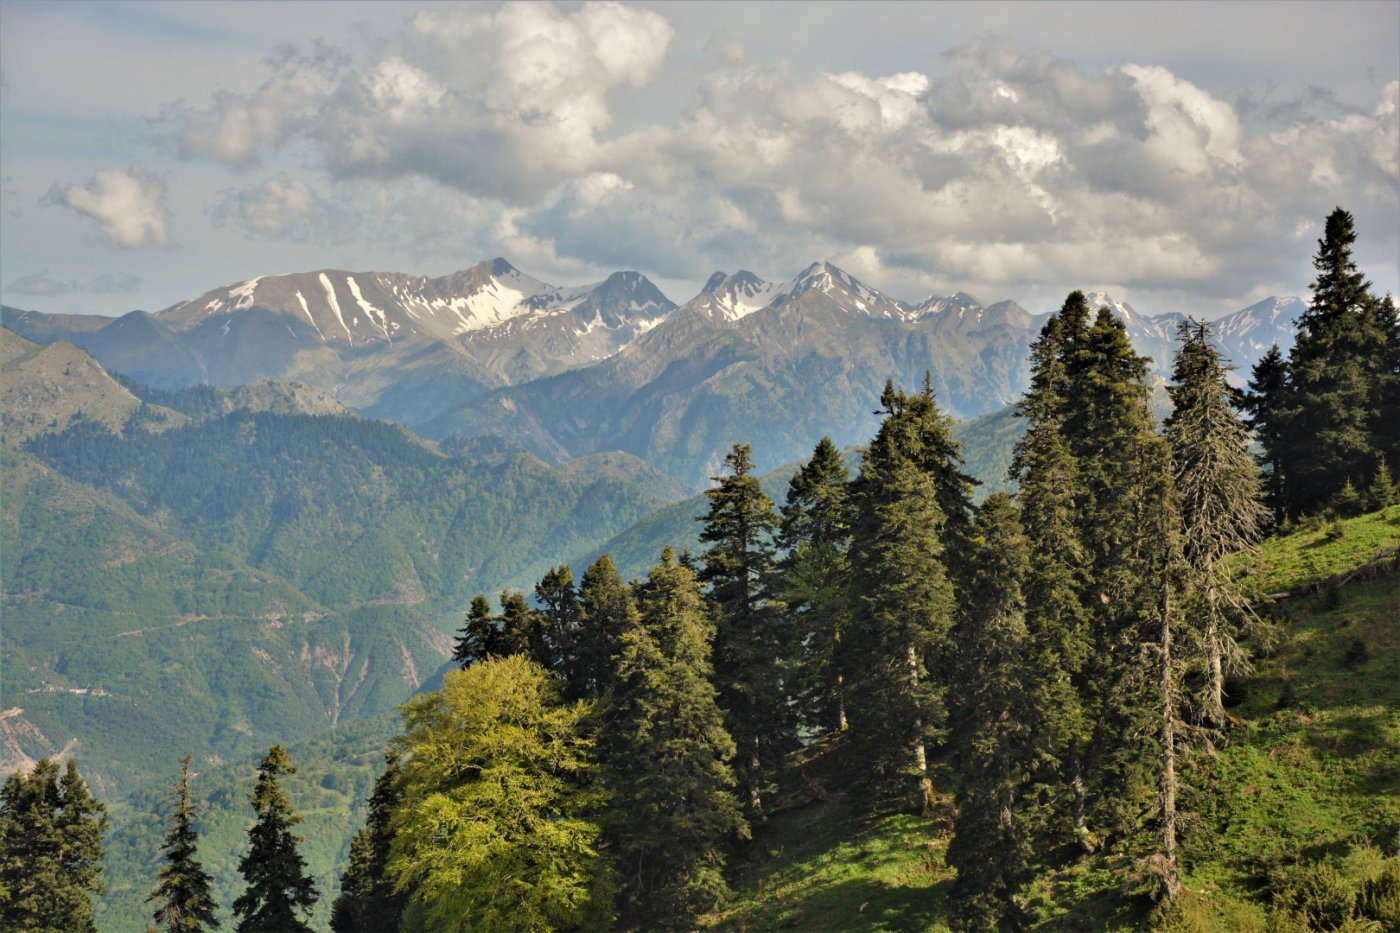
[{"xmin": 3, "ymin": 209, "xmax": 1397, "ymax": 932}]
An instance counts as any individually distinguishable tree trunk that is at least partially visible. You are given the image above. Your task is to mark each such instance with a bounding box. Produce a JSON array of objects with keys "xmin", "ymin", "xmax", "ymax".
[
  {"xmin": 1158, "ymin": 578, "xmax": 1181, "ymax": 901},
  {"xmin": 1203, "ymin": 584, "xmax": 1225, "ymax": 729},
  {"xmin": 908, "ymin": 644, "xmax": 935, "ymax": 809},
  {"xmin": 1070, "ymin": 739, "xmax": 1094, "ymax": 854}
]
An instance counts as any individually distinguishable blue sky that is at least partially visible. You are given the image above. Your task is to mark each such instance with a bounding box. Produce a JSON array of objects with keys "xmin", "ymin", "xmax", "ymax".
[{"xmin": 2, "ymin": 0, "xmax": 1397, "ymax": 319}]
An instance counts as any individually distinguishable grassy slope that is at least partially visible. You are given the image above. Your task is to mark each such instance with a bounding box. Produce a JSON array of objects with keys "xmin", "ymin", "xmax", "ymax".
[{"xmin": 708, "ymin": 507, "xmax": 1400, "ymax": 932}]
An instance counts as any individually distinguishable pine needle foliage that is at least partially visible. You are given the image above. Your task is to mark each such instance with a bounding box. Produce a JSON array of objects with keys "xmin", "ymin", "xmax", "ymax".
[
  {"xmin": 232, "ymin": 746, "xmax": 317, "ymax": 933},
  {"xmin": 149, "ymin": 756, "xmax": 220, "ymax": 932},
  {"xmin": 330, "ymin": 756, "xmax": 406, "ymax": 933}
]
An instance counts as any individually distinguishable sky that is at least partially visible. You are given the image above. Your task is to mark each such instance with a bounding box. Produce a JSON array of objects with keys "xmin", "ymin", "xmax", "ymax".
[{"xmin": 1, "ymin": 0, "xmax": 1397, "ymax": 320}]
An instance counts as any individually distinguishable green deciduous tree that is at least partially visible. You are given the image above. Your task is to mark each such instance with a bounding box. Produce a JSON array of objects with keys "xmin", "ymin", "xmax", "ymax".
[
  {"xmin": 0, "ymin": 758, "xmax": 107, "ymax": 933},
  {"xmin": 330, "ymin": 755, "xmax": 406, "ymax": 933},
  {"xmin": 606, "ymin": 548, "xmax": 747, "ymax": 919},
  {"xmin": 388, "ymin": 656, "xmax": 614, "ymax": 932},
  {"xmin": 232, "ymin": 746, "xmax": 317, "ymax": 933},
  {"xmin": 699, "ymin": 443, "xmax": 793, "ymax": 816},
  {"xmin": 149, "ymin": 756, "xmax": 220, "ymax": 932}
]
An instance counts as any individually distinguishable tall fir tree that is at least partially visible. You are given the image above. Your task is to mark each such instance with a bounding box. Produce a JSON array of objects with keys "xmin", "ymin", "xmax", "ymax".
[
  {"xmin": 451, "ymin": 594, "xmax": 496, "ymax": 668},
  {"xmin": 846, "ymin": 380, "xmax": 964, "ymax": 810},
  {"xmin": 1009, "ymin": 301, "xmax": 1094, "ymax": 853},
  {"xmin": 1281, "ymin": 208, "xmax": 1391, "ymax": 513},
  {"xmin": 606, "ymin": 548, "xmax": 747, "ymax": 919},
  {"xmin": 149, "ymin": 756, "xmax": 220, "ymax": 932},
  {"xmin": 1244, "ymin": 343, "xmax": 1290, "ymax": 523},
  {"xmin": 947, "ymin": 493, "xmax": 1037, "ymax": 932},
  {"xmin": 1165, "ymin": 319, "xmax": 1269, "ymax": 730},
  {"xmin": 573, "ymin": 554, "xmax": 635, "ymax": 698},
  {"xmin": 232, "ymin": 746, "xmax": 317, "ymax": 933},
  {"xmin": 1063, "ymin": 306, "xmax": 1173, "ymax": 846},
  {"xmin": 330, "ymin": 755, "xmax": 406, "ymax": 933},
  {"xmin": 778, "ymin": 436, "xmax": 853, "ymax": 735},
  {"xmin": 699, "ymin": 443, "xmax": 793, "ymax": 816},
  {"xmin": 0, "ymin": 758, "xmax": 107, "ymax": 933},
  {"xmin": 534, "ymin": 564, "xmax": 582, "ymax": 692}
]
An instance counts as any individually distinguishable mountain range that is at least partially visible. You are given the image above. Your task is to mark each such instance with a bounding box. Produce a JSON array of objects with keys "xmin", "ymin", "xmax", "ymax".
[{"xmin": 1, "ymin": 258, "xmax": 1303, "ymax": 488}]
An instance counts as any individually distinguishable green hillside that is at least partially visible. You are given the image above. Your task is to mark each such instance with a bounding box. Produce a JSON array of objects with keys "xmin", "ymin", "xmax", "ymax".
[{"xmin": 704, "ymin": 507, "xmax": 1400, "ymax": 931}]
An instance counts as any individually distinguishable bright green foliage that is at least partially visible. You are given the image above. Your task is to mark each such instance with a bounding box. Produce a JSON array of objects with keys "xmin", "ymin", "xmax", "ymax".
[
  {"xmin": 149, "ymin": 756, "xmax": 220, "ymax": 932},
  {"xmin": 778, "ymin": 436, "xmax": 854, "ymax": 736},
  {"xmin": 1244, "ymin": 343, "xmax": 1290, "ymax": 522},
  {"xmin": 846, "ymin": 380, "xmax": 965, "ymax": 810},
  {"xmin": 330, "ymin": 755, "xmax": 405, "ymax": 933},
  {"xmin": 947, "ymin": 493, "xmax": 1036, "ymax": 932},
  {"xmin": 1165, "ymin": 318, "xmax": 1269, "ymax": 730},
  {"xmin": 1009, "ymin": 303, "xmax": 1093, "ymax": 852},
  {"xmin": 232, "ymin": 746, "xmax": 317, "ymax": 933},
  {"xmin": 1279, "ymin": 208, "xmax": 1395, "ymax": 514},
  {"xmin": 387, "ymin": 656, "xmax": 613, "ymax": 932},
  {"xmin": 700, "ymin": 443, "xmax": 793, "ymax": 816},
  {"xmin": 1368, "ymin": 459, "xmax": 1397, "ymax": 510},
  {"xmin": 607, "ymin": 548, "xmax": 747, "ymax": 919},
  {"xmin": 573, "ymin": 554, "xmax": 635, "ymax": 698},
  {"xmin": 0, "ymin": 758, "xmax": 108, "ymax": 933}
]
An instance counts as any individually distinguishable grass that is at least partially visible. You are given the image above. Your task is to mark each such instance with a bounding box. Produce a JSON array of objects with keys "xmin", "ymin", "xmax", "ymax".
[{"xmin": 707, "ymin": 509, "xmax": 1400, "ymax": 932}]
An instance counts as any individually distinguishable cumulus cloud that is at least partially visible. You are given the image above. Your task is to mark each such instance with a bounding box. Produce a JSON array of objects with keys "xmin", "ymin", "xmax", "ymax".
[
  {"xmin": 163, "ymin": 4, "xmax": 1398, "ymax": 309},
  {"xmin": 210, "ymin": 175, "xmax": 321, "ymax": 238},
  {"xmin": 49, "ymin": 166, "xmax": 169, "ymax": 248}
]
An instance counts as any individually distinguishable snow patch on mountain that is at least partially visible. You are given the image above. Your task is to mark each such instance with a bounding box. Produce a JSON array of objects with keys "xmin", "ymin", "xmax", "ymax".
[{"xmin": 319, "ymin": 273, "xmax": 352, "ymax": 341}]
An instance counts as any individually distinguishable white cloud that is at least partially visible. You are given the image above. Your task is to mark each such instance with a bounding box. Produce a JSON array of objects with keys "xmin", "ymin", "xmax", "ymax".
[
  {"xmin": 51, "ymin": 167, "xmax": 169, "ymax": 248},
  {"xmin": 211, "ymin": 176, "xmax": 318, "ymax": 237},
  {"xmin": 4, "ymin": 270, "xmax": 142, "ymax": 296}
]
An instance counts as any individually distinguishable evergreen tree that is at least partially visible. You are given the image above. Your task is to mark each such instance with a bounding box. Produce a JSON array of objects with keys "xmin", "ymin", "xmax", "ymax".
[
  {"xmin": 699, "ymin": 443, "xmax": 793, "ymax": 816},
  {"xmin": 451, "ymin": 594, "xmax": 495, "ymax": 668},
  {"xmin": 534, "ymin": 564, "xmax": 581, "ymax": 691},
  {"xmin": 330, "ymin": 756, "xmax": 406, "ymax": 933},
  {"xmin": 573, "ymin": 555, "xmax": 635, "ymax": 698},
  {"xmin": 607, "ymin": 548, "xmax": 746, "ymax": 919},
  {"xmin": 1282, "ymin": 208, "xmax": 1391, "ymax": 513},
  {"xmin": 1165, "ymin": 319, "xmax": 1269, "ymax": 730},
  {"xmin": 778, "ymin": 436, "xmax": 853, "ymax": 735},
  {"xmin": 388, "ymin": 657, "xmax": 614, "ymax": 932},
  {"xmin": 1064, "ymin": 307, "xmax": 1173, "ymax": 846},
  {"xmin": 1368, "ymin": 459, "xmax": 1397, "ymax": 510},
  {"xmin": 1009, "ymin": 301, "xmax": 1094, "ymax": 853},
  {"xmin": 846, "ymin": 380, "xmax": 963, "ymax": 810},
  {"xmin": 497, "ymin": 589, "xmax": 538, "ymax": 659},
  {"xmin": 1244, "ymin": 343, "xmax": 1290, "ymax": 523},
  {"xmin": 232, "ymin": 746, "xmax": 317, "ymax": 933},
  {"xmin": 947, "ymin": 493, "xmax": 1037, "ymax": 932},
  {"xmin": 0, "ymin": 758, "xmax": 107, "ymax": 933},
  {"xmin": 149, "ymin": 756, "xmax": 220, "ymax": 932}
]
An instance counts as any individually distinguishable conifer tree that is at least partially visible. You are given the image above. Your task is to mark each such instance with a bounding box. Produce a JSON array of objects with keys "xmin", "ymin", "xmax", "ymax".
[
  {"xmin": 451, "ymin": 594, "xmax": 495, "ymax": 667},
  {"xmin": 0, "ymin": 758, "xmax": 107, "ymax": 933},
  {"xmin": 534, "ymin": 564, "xmax": 581, "ymax": 690},
  {"xmin": 1282, "ymin": 208, "xmax": 1390, "ymax": 513},
  {"xmin": 573, "ymin": 555, "xmax": 635, "ymax": 698},
  {"xmin": 330, "ymin": 756, "xmax": 405, "ymax": 933},
  {"xmin": 778, "ymin": 436, "xmax": 853, "ymax": 735},
  {"xmin": 607, "ymin": 548, "xmax": 746, "ymax": 918},
  {"xmin": 1009, "ymin": 301, "xmax": 1095, "ymax": 853},
  {"xmin": 149, "ymin": 756, "xmax": 220, "ymax": 932},
  {"xmin": 232, "ymin": 746, "xmax": 317, "ymax": 933},
  {"xmin": 388, "ymin": 657, "xmax": 614, "ymax": 931},
  {"xmin": 1064, "ymin": 307, "xmax": 1172, "ymax": 845},
  {"xmin": 699, "ymin": 443, "xmax": 792, "ymax": 816},
  {"xmin": 1244, "ymin": 343, "xmax": 1290, "ymax": 522},
  {"xmin": 1165, "ymin": 319, "xmax": 1269, "ymax": 730},
  {"xmin": 947, "ymin": 493, "xmax": 1037, "ymax": 932},
  {"xmin": 846, "ymin": 380, "xmax": 963, "ymax": 810},
  {"xmin": 497, "ymin": 589, "xmax": 538, "ymax": 659}
]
